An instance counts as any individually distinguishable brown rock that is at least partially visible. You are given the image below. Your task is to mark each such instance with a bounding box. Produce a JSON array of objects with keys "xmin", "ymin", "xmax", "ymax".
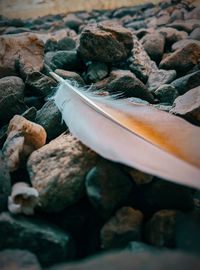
[
  {"xmin": 0, "ymin": 76, "xmax": 24, "ymax": 100},
  {"xmin": 171, "ymin": 39, "xmax": 200, "ymax": 51},
  {"xmin": 158, "ymin": 27, "xmax": 188, "ymax": 45},
  {"xmin": 78, "ymin": 22, "xmax": 133, "ymax": 62},
  {"xmin": 167, "ymin": 19, "xmax": 200, "ymax": 33},
  {"xmin": 170, "ymin": 86, "xmax": 200, "ymax": 125},
  {"xmin": 27, "ymin": 134, "xmax": 97, "ymax": 212},
  {"xmin": 100, "ymin": 207, "xmax": 144, "ymax": 249},
  {"xmin": 159, "ymin": 43, "xmax": 200, "ymax": 73},
  {"xmin": 189, "ymin": 27, "xmax": 200, "ymax": 40},
  {"xmin": 185, "ymin": 6, "xmax": 200, "ymax": 20},
  {"xmin": 55, "ymin": 69, "xmax": 85, "ymax": 86},
  {"xmin": 0, "ymin": 33, "xmax": 44, "ymax": 78}
]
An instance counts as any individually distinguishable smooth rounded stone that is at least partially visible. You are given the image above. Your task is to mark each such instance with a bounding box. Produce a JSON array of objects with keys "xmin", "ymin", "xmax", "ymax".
[
  {"xmin": 57, "ymin": 37, "xmax": 76, "ymax": 51},
  {"xmin": 48, "ymin": 250, "xmax": 200, "ymax": 270},
  {"xmin": 125, "ymin": 20, "xmax": 146, "ymax": 31},
  {"xmin": 0, "ymin": 33, "xmax": 44, "ymax": 78},
  {"xmin": 85, "ymin": 159, "xmax": 133, "ymax": 219},
  {"xmin": 141, "ymin": 32, "xmax": 165, "ymax": 62},
  {"xmin": 141, "ymin": 180, "xmax": 194, "ymax": 213},
  {"xmin": 185, "ymin": 6, "xmax": 200, "ymax": 20},
  {"xmin": 25, "ymin": 71, "xmax": 57, "ymax": 97},
  {"xmin": 86, "ymin": 62, "xmax": 109, "ymax": 83},
  {"xmin": 55, "ymin": 69, "xmax": 85, "ymax": 86},
  {"xmin": 127, "ymin": 241, "xmax": 160, "ymax": 253},
  {"xmin": 45, "ymin": 38, "xmax": 58, "ymax": 52},
  {"xmin": 112, "ymin": 3, "xmax": 154, "ymax": 18},
  {"xmin": 0, "ymin": 152, "xmax": 11, "ymax": 212},
  {"xmin": 63, "ymin": 14, "xmax": 83, "ymax": 32},
  {"xmin": 167, "ymin": 20, "xmax": 200, "ymax": 33},
  {"xmin": 158, "ymin": 27, "xmax": 188, "ymax": 45},
  {"xmin": 0, "ymin": 249, "xmax": 41, "ymax": 270},
  {"xmin": 170, "ymin": 86, "xmax": 200, "ymax": 126},
  {"xmin": 50, "ymin": 50, "xmax": 83, "ymax": 71},
  {"xmin": 145, "ymin": 210, "xmax": 177, "ymax": 247},
  {"xmin": 172, "ymin": 39, "xmax": 200, "ymax": 51},
  {"xmin": 35, "ymin": 100, "xmax": 66, "ymax": 141},
  {"xmin": 154, "ymin": 84, "xmax": 178, "ymax": 104},
  {"xmin": 171, "ymin": 9, "xmax": 185, "ymax": 22},
  {"xmin": 0, "ymin": 94, "xmax": 28, "ymax": 127},
  {"xmin": 0, "ymin": 76, "xmax": 25, "ymax": 100},
  {"xmin": 27, "ymin": 134, "xmax": 97, "ymax": 212},
  {"xmin": 189, "ymin": 27, "xmax": 200, "ymax": 40},
  {"xmin": 100, "ymin": 207, "xmax": 144, "ymax": 250},
  {"xmin": 147, "ymin": 69, "xmax": 177, "ymax": 92},
  {"xmin": 0, "ymin": 212, "xmax": 74, "ymax": 266},
  {"xmin": 77, "ymin": 22, "xmax": 133, "ymax": 63},
  {"xmin": 159, "ymin": 43, "xmax": 200, "ymax": 74}
]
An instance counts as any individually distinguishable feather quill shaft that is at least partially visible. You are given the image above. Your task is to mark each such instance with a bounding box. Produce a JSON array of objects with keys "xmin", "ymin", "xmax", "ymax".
[{"xmin": 51, "ymin": 72, "xmax": 200, "ymax": 189}]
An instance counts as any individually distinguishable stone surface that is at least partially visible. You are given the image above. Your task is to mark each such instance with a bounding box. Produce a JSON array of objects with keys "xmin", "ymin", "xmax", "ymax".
[
  {"xmin": 86, "ymin": 62, "xmax": 109, "ymax": 83},
  {"xmin": 154, "ymin": 84, "xmax": 178, "ymax": 104},
  {"xmin": 85, "ymin": 159, "xmax": 133, "ymax": 219},
  {"xmin": 147, "ymin": 69, "xmax": 176, "ymax": 92},
  {"xmin": 127, "ymin": 168, "xmax": 153, "ymax": 185},
  {"xmin": 158, "ymin": 27, "xmax": 188, "ymax": 45},
  {"xmin": 57, "ymin": 37, "xmax": 76, "ymax": 51},
  {"xmin": 170, "ymin": 86, "xmax": 200, "ymax": 125},
  {"xmin": 0, "ymin": 152, "xmax": 11, "ymax": 212},
  {"xmin": 168, "ymin": 20, "xmax": 200, "ymax": 33},
  {"xmin": 78, "ymin": 22, "xmax": 133, "ymax": 63},
  {"xmin": 127, "ymin": 241, "xmax": 160, "ymax": 253},
  {"xmin": 63, "ymin": 14, "xmax": 83, "ymax": 32},
  {"xmin": 27, "ymin": 134, "xmax": 97, "ymax": 212},
  {"xmin": 25, "ymin": 71, "xmax": 57, "ymax": 97},
  {"xmin": 141, "ymin": 32, "xmax": 165, "ymax": 62},
  {"xmin": 0, "ymin": 249, "xmax": 41, "ymax": 270},
  {"xmin": 0, "ymin": 212, "xmax": 74, "ymax": 266},
  {"xmin": 189, "ymin": 27, "xmax": 200, "ymax": 40},
  {"xmin": 171, "ymin": 39, "xmax": 200, "ymax": 51},
  {"xmin": 145, "ymin": 210, "xmax": 177, "ymax": 247},
  {"xmin": 0, "ymin": 33, "xmax": 44, "ymax": 78},
  {"xmin": 100, "ymin": 207, "xmax": 143, "ymax": 249},
  {"xmin": 0, "ymin": 76, "xmax": 25, "ymax": 100},
  {"xmin": 159, "ymin": 43, "xmax": 200, "ymax": 74},
  {"xmin": 55, "ymin": 69, "xmax": 85, "ymax": 86},
  {"xmin": 35, "ymin": 100, "xmax": 66, "ymax": 141}
]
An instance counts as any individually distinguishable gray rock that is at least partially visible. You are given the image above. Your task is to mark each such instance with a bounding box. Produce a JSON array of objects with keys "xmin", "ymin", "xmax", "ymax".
[
  {"xmin": 168, "ymin": 20, "xmax": 200, "ymax": 33},
  {"xmin": 63, "ymin": 14, "xmax": 83, "ymax": 32},
  {"xmin": 147, "ymin": 69, "xmax": 177, "ymax": 92},
  {"xmin": 189, "ymin": 27, "xmax": 200, "ymax": 41},
  {"xmin": 35, "ymin": 100, "xmax": 66, "ymax": 141},
  {"xmin": 55, "ymin": 69, "xmax": 85, "ymax": 86},
  {"xmin": 153, "ymin": 104, "xmax": 172, "ymax": 112},
  {"xmin": 154, "ymin": 84, "xmax": 178, "ymax": 104},
  {"xmin": 126, "ymin": 20, "xmax": 146, "ymax": 30},
  {"xmin": 0, "ymin": 212, "xmax": 74, "ymax": 266},
  {"xmin": 100, "ymin": 207, "xmax": 143, "ymax": 249},
  {"xmin": 85, "ymin": 159, "xmax": 133, "ymax": 219},
  {"xmin": 0, "ymin": 152, "xmax": 11, "ymax": 212},
  {"xmin": 57, "ymin": 37, "xmax": 76, "ymax": 51},
  {"xmin": 172, "ymin": 39, "xmax": 200, "ymax": 51},
  {"xmin": 86, "ymin": 62, "xmax": 109, "ymax": 83},
  {"xmin": 0, "ymin": 76, "xmax": 24, "ymax": 100},
  {"xmin": 22, "ymin": 106, "xmax": 37, "ymax": 122},
  {"xmin": 145, "ymin": 210, "xmax": 177, "ymax": 247},
  {"xmin": 27, "ymin": 134, "xmax": 97, "ymax": 212}
]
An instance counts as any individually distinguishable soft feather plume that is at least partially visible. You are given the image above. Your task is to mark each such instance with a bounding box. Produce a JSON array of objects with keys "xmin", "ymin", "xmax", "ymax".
[{"xmin": 51, "ymin": 72, "xmax": 200, "ymax": 189}]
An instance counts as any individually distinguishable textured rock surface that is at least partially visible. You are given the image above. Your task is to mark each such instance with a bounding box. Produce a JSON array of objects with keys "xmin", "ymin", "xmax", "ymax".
[
  {"xmin": 55, "ymin": 69, "xmax": 85, "ymax": 86},
  {"xmin": 154, "ymin": 84, "xmax": 178, "ymax": 104},
  {"xmin": 0, "ymin": 152, "xmax": 11, "ymax": 212},
  {"xmin": 0, "ymin": 76, "xmax": 25, "ymax": 99},
  {"xmin": 147, "ymin": 69, "xmax": 176, "ymax": 92},
  {"xmin": 28, "ymin": 134, "xmax": 97, "ymax": 212}
]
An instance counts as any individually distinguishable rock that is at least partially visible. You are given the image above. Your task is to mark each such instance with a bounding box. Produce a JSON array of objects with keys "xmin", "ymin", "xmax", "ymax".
[
  {"xmin": 153, "ymin": 104, "xmax": 172, "ymax": 112},
  {"xmin": 145, "ymin": 210, "xmax": 177, "ymax": 247},
  {"xmin": 27, "ymin": 134, "xmax": 97, "ymax": 212},
  {"xmin": 35, "ymin": 100, "xmax": 66, "ymax": 141},
  {"xmin": 189, "ymin": 27, "xmax": 200, "ymax": 40},
  {"xmin": 0, "ymin": 212, "xmax": 74, "ymax": 266},
  {"xmin": 63, "ymin": 14, "xmax": 83, "ymax": 32},
  {"xmin": 0, "ymin": 152, "xmax": 11, "ymax": 212},
  {"xmin": 50, "ymin": 50, "xmax": 83, "ymax": 71},
  {"xmin": 0, "ymin": 249, "xmax": 41, "ymax": 270},
  {"xmin": 172, "ymin": 39, "xmax": 200, "ymax": 51},
  {"xmin": 24, "ymin": 96, "xmax": 44, "ymax": 110},
  {"xmin": 167, "ymin": 20, "xmax": 200, "ymax": 33},
  {"xmin": 0, "ymin": 76, "xmax": 25, "ymax": 99},
  {"xmin": 48, "ymin": 250, "xmax": 200, "ymax": 270},
  {"xmin": 77, "ymin": 22, "xmax": 133, "ymax": 63},
  {"xmin": 141, "ymin": 32, "xmax": 165, "ymax": 63},
  {"xmin": 25, "ymin": 71, "xmax": 57, "ymax": 97},
  {"xmin": 0, "ymin": 94, "xmax": 28, "ymax": 127},
  {"xmin": 171, "ymin": 70, "xmax": 200, "ymax": 95},
  {"xmin": 86, "ymin": 62, "xmax": 109, "ymax": 83},
  {"xmin": 22, "ymin": 107, "xmax": 37, "ymax": 122},
  {"xmin": 85, "ymin": 159, "xmax": 133, "ymax": 219},
  {"xmin": 57, "ymin": 37, "xmax": 76, "ymax": 51},
  {"xmin": 100, "ymin": 207, "xmax": 144, "ymax": 249},
  {"xmin": 125, "ymin": 20, "xmax": 146, "ymax": 31},
  {"xmin": 154, "ymin": 84, "xmax": 178, "ymax": 104},
  {"xmin": 0, "ymin": 33, "xmax": 44, "ymax": 78},
  {"xmin": 127, "ymin": 241, "xmax": 160, "ymax": 253},
  {"xmin": 158, "ymin": 27, "xmax": 188, "ymax": 45},
  {"xmin": 147, "ymin": 69, "xmax": 176, "ymax": 92},
  {"xmin": 159, "ymin": 43, "xmax": 200, "ymax": 74},
  {"xmin": 170, "ymin": 86, "xmax": 200, "ymax": 125},
  {"xmin": 185, "ymin": 6, "xmax": 200, "ymax": 20},
  {"xmin": 127, "ymin": 168, "xmax": 153, "ymax": 185},
  {"xmin": 55, "ymin": 69, "xmax": 85, "ymax": 86},
  {"xmin": 112, "ymin": 3, "xmax": 154, "ymax": 18},
  {"xmin": 95, "ymin": 69, "xmax": 154, "ymax": 102},
  {"xmin": 128, "ymin": 36, "xmax": 158, "ymax": 83}
]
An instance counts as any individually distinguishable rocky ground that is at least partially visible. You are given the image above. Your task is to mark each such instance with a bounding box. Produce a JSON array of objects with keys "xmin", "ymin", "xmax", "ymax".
[{"xmin": 0, "ymin": 0, "xmax": 200, "ymax": 269}]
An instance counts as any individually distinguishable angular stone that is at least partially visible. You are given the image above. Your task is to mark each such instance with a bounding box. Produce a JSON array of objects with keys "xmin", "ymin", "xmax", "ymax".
[
  {"xmin": 0, "ymin": 152, "xmax": 11, "ymax": 212},
  {"xmin": 170, "ymin": 86, "xmax": 200, "ymax": 125},
  {"xmin": 0, "ymin": 249, "xmax": 41, "ymax": 270},
  {"xmin": 147, "ymin": 69, "xmax": 177, "ymax": 92},
  {"xmin": 159, "ymin": 43, "xmax": 200, "ymax": 73},
  {"xmin": 101, "ymin": 207, "xmax": 143, "ymax": 249},
  {"xmin": 145, "ymin": 210, "xmax": 177, "ymax": 247},
  {"xmin": 154, "ymin": 84, "xmax": 178, "ymax": 104},
  {"xmin": 0, "ymin": 33, "xmax": 44, "ymax": 78},
  {"xmin": 158, "ymin": 27, "xmax": 188, "ymax": 45},
  {"xmin": 78, "ymin": 22, "xmax": 133, "ymax": 63},
  {"xmin": 85, "ymin": 159, "xmax": 133, "ymax": 219},
  {"xmin": 27, "ymin": 134, "xmax": 97, "ymax": 212},
  {"xmin": 35, "ymin": 100, "xmax": 66, "ymax": 141},
  {"xmin": 55, "ymin": 69, "xmax": 85, "ymax": 86},
  {"xmin": 0, "ymin": 212, "xmax": 74, "ymax": 266},
  {"xmin": 86, "ymin": 62, "xmax": 109, "ymax": 83},
  {"xmin": 0, "ymin": 76, "xmax": 24, "ymax": 100}
]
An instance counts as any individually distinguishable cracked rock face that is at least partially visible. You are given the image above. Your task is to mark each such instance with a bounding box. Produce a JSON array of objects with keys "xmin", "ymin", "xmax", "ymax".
[{"xmin": 27, "ymin": 134, "xmax": 98, "ymax": 212}]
